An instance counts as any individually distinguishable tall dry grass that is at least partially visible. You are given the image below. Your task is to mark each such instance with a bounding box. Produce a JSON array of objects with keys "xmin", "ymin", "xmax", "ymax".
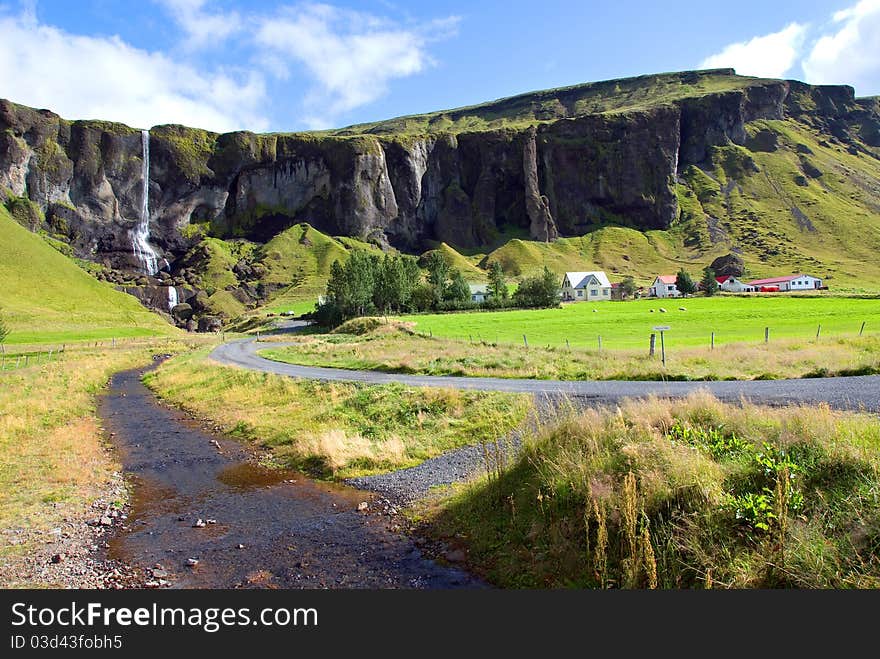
[
  {"xmin": 426, "ymin": 391, "xmax": 880, "ymax": 588},
  {"xmin": 146, "ymin": 349, "xmax": 530, "ymax": 478}
]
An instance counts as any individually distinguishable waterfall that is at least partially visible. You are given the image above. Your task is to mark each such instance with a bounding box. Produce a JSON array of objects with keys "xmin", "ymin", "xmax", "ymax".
[
  {"xmin": 131, "ymin": 129, "xmax": 159, "ymax": 275},
  {"xmin": 167, "ymin": 286, "xmax": 178, "ymax": 311}
]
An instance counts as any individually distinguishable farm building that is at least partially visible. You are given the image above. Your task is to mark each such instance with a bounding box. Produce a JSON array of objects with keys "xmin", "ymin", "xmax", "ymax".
[
  {"xmin": 469, "ymin": 284, "xmax": 491, "ymax": 303},
  {"xmin": 561, "ymin": 271, "xmax": 612, "ymax": 302},
  {"xmin": 716, "ymin": 275, "xmax": 755, "ymax": 293},
  {"xmin": 746, "ymin": 274, "xmax": 823, "ymax": 292},
  {"xmin": 649, "ymin": 275, "xmax": 681, "ymax": 298}
]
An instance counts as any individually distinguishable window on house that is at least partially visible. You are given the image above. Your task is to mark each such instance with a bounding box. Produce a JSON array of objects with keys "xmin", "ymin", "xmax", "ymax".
[
  {"xmin": 590, "ymin": 289, "xmax": 597, "ymax": 296},
  {"xmin": 603, "ymin": 289, "xmax": 609, "ymax": 296},
  {"xmin": 577, "ymin": 290, "xmax": 583, "ymax": 297}
]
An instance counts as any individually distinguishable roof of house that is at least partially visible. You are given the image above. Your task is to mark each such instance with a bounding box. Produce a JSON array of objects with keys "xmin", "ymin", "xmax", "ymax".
[
  {"xmin": 716, "ymin": 275, "xmax": 733, "ymax": 284},
  {"xmin": 747, "ymin": 274, "xmax": 815, "ymax": 286},
  {"xmin": 654, "ymin": 275, "xmax": 677, "ymax": 285},
  {"xmin": 564, "ymin": 271, "xmax": 611, "ymax": 288}
]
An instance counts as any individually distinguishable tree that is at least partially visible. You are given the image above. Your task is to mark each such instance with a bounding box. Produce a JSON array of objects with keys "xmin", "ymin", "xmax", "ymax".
[
  {"xmin": 676, "ymin": 269, "xmax": 697, "ymax": 297},
  {"xmin": 445, "ymin": 269, "xmax": 471, "ymax": 304},
  {"xmin": 700, "ymin": 267, "xmax": 719, "ymax": 297},
  {"xmin": 373, "ymin": 254, "xmax": 420, "ymax": 313},
  {"xmin": 423, "ymin": 251, "xmax": 449, "ymax": 307},
  {"xmin": 513, "ymin": 266, "xmax": 560, "ymax": 308},
  {"xmin": 619, "ymin": 275, "xmax": 638, "ymax": 299},
  {"xmin": 487, "ymin": 261, "xmax": 509, "ymax": 301}
]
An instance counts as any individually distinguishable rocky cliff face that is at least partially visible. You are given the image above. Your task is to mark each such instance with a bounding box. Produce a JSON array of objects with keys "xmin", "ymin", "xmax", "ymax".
[{"xmin": 1, "ymin": 72, "xmax": 878, "ymax": 277}]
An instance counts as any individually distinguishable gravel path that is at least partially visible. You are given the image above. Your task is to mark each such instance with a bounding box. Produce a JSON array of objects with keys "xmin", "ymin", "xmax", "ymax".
[{"xmin": 211, "ymin": 336, "xmax": 880, "ymax": 504}]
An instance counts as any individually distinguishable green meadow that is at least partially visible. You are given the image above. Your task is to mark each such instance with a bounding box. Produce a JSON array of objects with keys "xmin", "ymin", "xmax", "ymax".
[
  {"xmin": 398, "ymin": 295, "xmax": 880, "ymax": 351},
  {"xmin": 0, "ymin": 206, "xmax": 175, "ymax": 344}
]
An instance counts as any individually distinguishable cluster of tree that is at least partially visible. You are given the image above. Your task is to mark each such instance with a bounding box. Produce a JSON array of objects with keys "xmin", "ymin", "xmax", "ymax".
[
  {"xmin": 314, "ymin": 251, "xmax": 422, "ymax": 326},
  {"xmin": 313, "ymin": 251, "xmax": 562, "ymax": 327},
  {"xmin": 675, "ymin": 267, "xmax": 719, "ymax": 297},
  {"xmin": 511, "ymin": 266, "xmax": 560, "ymax": 308}
]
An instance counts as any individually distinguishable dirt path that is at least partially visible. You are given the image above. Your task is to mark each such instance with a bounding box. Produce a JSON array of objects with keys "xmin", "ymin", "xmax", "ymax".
[{"xmin": 99, "ymin": 363, "xmax": 482, "ymax": 589}]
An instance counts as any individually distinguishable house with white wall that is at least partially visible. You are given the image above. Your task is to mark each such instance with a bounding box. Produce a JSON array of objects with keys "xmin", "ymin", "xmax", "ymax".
[
  {"xmin": 747, "ymin": 274, "xmax": 823, "ymax": 292},
  {"xmin": 561, "ymin": 271, "xmax": 612, "ymax": 302},
  {"xmin": 469, "ymin": 284, "xmax": 490, "ymax": 303},
  {"xmin": 649, "ymin": 275, "xmax": 681, "ymax": 298}
]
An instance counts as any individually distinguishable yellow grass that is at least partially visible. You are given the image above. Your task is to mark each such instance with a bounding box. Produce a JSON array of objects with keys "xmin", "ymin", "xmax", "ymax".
[
  {"xmin": 145, "ymin": 349, "xmax": 530, "ymax": 478},
  {"xmin": 0, "ymin": 338, "xmax": 219, "ymax": 553}
]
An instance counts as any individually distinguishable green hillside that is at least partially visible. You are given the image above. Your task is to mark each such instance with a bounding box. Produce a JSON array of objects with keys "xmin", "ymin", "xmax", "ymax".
[
  {"xmin": 328, "ymin": 69, "xmax": 761, "ymax": 136},
  {"xmin": 0, "ymin": 206, "xmax": 174, "ymax": 343}
]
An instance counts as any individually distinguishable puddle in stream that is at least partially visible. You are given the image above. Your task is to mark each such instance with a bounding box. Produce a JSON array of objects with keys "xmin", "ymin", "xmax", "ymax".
[{"xmin": 101, "ymin": 365, "xmax": 481, "ymax": 589}]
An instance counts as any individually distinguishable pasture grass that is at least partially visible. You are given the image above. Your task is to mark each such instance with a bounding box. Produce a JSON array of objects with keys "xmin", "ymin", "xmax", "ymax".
[
  {"xmin": 422, "ymin": 392, "xmax": 880, "ymax": 588},
  {"xmin": 259, "ymin": 324, "xmax": 880, "ymax": 381},
  {"xmin": 397, "ymin": 295, "xmax": 880, "ymax": 350}
]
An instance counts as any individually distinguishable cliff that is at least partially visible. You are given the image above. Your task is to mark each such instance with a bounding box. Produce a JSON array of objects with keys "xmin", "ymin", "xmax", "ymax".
[{"xmin": 1, "ymin": 69, "xmax": 878, "ymax": 316}]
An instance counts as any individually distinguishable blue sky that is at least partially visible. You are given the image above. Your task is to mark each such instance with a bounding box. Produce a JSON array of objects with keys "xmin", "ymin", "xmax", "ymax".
[{"xmin": 0, "ymin": 0, "xmax": 878, "ymax": 132}]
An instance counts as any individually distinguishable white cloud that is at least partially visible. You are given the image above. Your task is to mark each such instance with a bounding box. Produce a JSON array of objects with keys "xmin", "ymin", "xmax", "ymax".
[
  {"xmin": 254, "ymin": 3, "xmax": 459, "ymax": 127},
  {"xmin": 0, "ymin": 11, "xmax": 268, "ymax": 132},
  {"xmin": 699, "ymin": 22, "xmax": 809, "ymax": 79},
  {"xmin": 155, "ymin": 0, "xmax": 241, "ymax": 50},
  {"xmin": 802, "ymin": 0, "xmax": 880, "ymax": 94}
]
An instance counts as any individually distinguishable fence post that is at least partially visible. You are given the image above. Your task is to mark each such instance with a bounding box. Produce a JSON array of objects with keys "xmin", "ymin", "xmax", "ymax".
[
  {"xmin": 711, "ymin": 332, "xmax": 715, "ymax": 350},
  {"xmin": 860, "ymin": 321, "xmax": 866, "ymax": 336},
  {"xmin": 660, "ymin": 330, "xmax": 666, "ymax": 367},
  {"xmin": 816, "ymin": 325, "xmax": 821, "ymax": 339},
  {"xmin": 649, "ymin": 333, "xmax": 656, "ymax": 358},
  {"xmin": 598, "ymin": 335, "xmax": 602, "ymax": 352},
  {"xmin": 523, "ymin": 334, "xmax": 529, "ymax": 348},
  {"xmin": 765, "ymin": 327, "xmax": 770, "ymax": 344},
  {"xmin": 565, "ymin": 339, "xmax": 570, "ymax": 350},
  {"xmin": 24, "ymin": 355, "xmax": 29, "ymax": 368}
]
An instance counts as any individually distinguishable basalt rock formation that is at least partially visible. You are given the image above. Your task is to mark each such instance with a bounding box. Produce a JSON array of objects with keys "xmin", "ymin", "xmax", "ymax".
[{"xmin": 1, "ymin": 69, "xmax": 878, "ymax": 293}]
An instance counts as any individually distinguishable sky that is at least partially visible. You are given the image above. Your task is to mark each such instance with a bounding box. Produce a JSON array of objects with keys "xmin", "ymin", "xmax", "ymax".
[{"xmin": 0, "ymin": 0, "xmax": 878, "ymax": 133}]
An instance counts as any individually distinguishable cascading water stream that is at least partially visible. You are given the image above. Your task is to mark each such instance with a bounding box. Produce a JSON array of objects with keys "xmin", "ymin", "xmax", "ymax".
[
  {"xmin": 167, "ymin": 286, "xmax": 178, "ymax": 311},
  {"xmin": 131, "ymin": 129, "xmax": 159, "ymax": 275}
]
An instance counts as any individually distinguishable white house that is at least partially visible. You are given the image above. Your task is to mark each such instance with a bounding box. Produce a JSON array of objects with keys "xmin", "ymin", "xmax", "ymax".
[
  {"xmin": 469, "ymin": 284, "xmax": 491, "ymax": 303},
  {"xmin": 716, "ymin": 275, "xmax": 755, "ymax": 293},
  {"xmin": 649, "ymin": 275, "xmax": 681, "ymax": 298},
  {"xmin": 747, "ymin": 274, "xmax": 823, "ymax": 292},
  {"xmin": 561, "ymin": 271, "xmax": 612, "ymax": 302}
]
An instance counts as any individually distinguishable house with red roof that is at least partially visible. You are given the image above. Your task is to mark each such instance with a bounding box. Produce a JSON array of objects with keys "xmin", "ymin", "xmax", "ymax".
[
  {"xmin": 649, "ymin": 275, "xmax": 681, "ymax": 298},
  {"xmin": 746, "ymin": 274, "xmax": 823, "ymax": 292}
]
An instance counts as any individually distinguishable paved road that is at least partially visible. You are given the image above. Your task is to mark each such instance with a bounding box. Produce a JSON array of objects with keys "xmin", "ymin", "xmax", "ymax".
[{"xmin": 210, "ymin": 337, "xmax": 880, "ymax": 413}]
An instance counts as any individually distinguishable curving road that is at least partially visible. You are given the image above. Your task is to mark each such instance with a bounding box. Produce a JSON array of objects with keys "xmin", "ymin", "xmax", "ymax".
[{"xmin": 210, "ymin": 337, "xmax": 880, "ymax": 413}]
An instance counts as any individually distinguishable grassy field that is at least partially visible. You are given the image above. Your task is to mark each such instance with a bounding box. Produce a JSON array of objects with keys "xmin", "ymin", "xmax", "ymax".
[
  {"xmin": 0, "ymin": 339, "xmax": 214, "ymax": 560},
  {"xmin": 260, "ymin": 323, "xmax": 880, "ymax": 381},
  {"xmin": 397, "ymin": 296, "xmax": 880, "ymax": 351},
  {"xmin": 145, "ymin": 350, "xmax": 530, "ymax": 479},
  {"xmin": 0, "ymin": 206, "xmax": 176, "ymax": 344},
  {"xmin": 423, "ymin": 392, "xmax": 880, "ymax": 588}
]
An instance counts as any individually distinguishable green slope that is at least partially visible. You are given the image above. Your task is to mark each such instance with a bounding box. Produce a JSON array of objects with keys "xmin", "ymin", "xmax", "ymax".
[
  {"xmin": 0, "ymin": 206, "xmax": 174, "ymax": 343},
  {"xmin": 327, "ymin": 69, "xmax": 762, "ymax": 137}
]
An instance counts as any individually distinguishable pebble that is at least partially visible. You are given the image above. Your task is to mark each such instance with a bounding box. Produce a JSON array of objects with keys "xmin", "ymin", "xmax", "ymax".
[
  {"xmin": 357, "ymin": 502, "xmax": 369, "ymax": 512},
  {"xmin": 192, "ymin": 519, "xmax": 206, "ymax": 528},
  {"xmin": 99, "ymin": 516, "xmax": 113, "ymax": 527},
  {"xmin": 186, "ymin": 558, "xmax": 199, "ymax": 567}
]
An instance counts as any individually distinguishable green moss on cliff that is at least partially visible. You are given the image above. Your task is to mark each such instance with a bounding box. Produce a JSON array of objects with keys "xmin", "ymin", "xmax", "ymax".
[{"xmin": 152, "ymin": 125, "xmax": 217, "ymax": 181}]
